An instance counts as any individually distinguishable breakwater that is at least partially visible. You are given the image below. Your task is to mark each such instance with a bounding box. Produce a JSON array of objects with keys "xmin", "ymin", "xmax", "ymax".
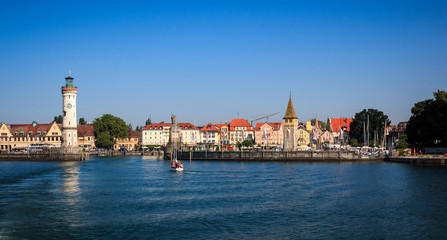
[{"xmin": 171, "ymin": 150, "xmax": 371, "ymax": 162}]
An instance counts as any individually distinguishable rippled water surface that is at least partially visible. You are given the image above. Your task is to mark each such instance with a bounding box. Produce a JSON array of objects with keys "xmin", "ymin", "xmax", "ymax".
[{"xmin": 1, "ymin": 156, "xmax": 447, "ymax": 239}]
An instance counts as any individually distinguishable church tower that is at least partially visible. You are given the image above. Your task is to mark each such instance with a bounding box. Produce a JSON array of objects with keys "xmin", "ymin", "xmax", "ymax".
[
  {"xmin": 61, "ymin": 73, "xmax": 78, "ymax": 147},
  {"xmin": 283, "ymin": 95, "xmax": 298, "ymax": 151}
]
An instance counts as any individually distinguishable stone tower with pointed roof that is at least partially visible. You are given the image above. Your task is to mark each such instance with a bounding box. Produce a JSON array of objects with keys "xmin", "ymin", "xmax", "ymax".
[{"xmin": 283, "ymin": 95, "xmax": 299, "ymax": 151}]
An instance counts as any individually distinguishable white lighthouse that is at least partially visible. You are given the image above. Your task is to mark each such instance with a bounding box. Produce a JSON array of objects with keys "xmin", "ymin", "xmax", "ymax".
[{"xmin": 61, "ymin": 72, "xmax": 78, "ymax": 147}]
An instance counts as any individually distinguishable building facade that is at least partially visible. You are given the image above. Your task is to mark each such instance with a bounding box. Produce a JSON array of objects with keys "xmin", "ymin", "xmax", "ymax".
[
  {"xmin": 200, "ymin": 123, "xmax": 219, "ymax": 144},
  {"xmin": 142, "ymin": 123, "xmax": 172, "ymax": 146},
  {"xmin": 114, "ymin": 130, "xmax": 142, "ymax": 151},
  {"xmin": 0, "ymin": 121, "xmax": 62, "ymax": 151},
  {"xmin": 77, "ymin": 124, "xmax": 95, "ymax": 149},
  {"xmin": 142, "ymin": 123, "xmax": 200, "ymax": 146},
  {"xmin": 216, "ymin": 123, "xmax": 230, "ymax": 145},
  {"xmin": 297, "ymin": 127, "xmax": 311, "ymax": 147},
  {"xmin": 228, "ymin": 119, "xmax": 254, "ymax": 145},
  {"xmin": 254, "ymin": 122, "xmax": 283, "ymax": 147}
]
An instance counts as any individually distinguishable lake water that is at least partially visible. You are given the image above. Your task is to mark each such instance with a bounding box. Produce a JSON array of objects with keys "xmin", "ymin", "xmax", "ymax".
[{"xmin": 1, "ymin": 156, "xmax": 447, "ymax": 239}]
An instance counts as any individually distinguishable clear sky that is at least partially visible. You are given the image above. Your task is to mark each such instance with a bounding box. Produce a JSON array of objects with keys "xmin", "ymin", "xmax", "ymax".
[{"xmin": 1, "ymin": 0, "xmax": 446, "ymax": 127}]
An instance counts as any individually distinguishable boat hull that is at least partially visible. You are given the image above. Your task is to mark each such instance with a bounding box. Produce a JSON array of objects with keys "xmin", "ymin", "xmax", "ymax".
[{"xmin": 170, "ymin": 167, "xmax": 184, "ymax": 172}]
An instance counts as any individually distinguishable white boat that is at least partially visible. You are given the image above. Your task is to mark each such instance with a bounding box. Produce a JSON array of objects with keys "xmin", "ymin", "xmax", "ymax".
[{"xmin": 171, "ymin": 159, "xmax": 184, "ymax": 171}]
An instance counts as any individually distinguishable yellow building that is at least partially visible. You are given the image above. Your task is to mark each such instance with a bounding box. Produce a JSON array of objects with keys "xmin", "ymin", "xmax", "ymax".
[
  {"xmin": 297, "ymin": 127, "xmax": 311, "ymax": 147},
  {"xmin": 0, "ymin": 121, "xmax": 62, "ymax": 151},
  {"xmin": 78, "ymin": 124, "xmax": 96, "ymax": 149},
  {"xmin": 216, "ymin": 124, "xmax": 230, "ymax": 144},
  {"xmin": 113, "ymin": 130, "xmax": 142, "ymax": 151}
]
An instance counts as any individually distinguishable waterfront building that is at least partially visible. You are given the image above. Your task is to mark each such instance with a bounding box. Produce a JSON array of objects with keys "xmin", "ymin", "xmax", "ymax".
[
  {"xmin": 114, "ymin": 130, "xmax": 142, "ymax": 151},
  {"xmin": 0, "ymin": 121, "xmax": 62, "ymax": 151},
  {"xmin": 200, "ymin": 123, "xmax": 219, "ymax": 144},
  {"xmin": 283, "ymin": 96, "xmax": 299, "ymax": 151},
  {"xmin": 297, "ymin": 126, "xmax": 311, "ymax": 147},
  {"xmin": 215, "ymin": 123, "xmax": 229, "ymax": 145},
  {"xmin": 142, "ymin": 123, "xmax": 172, "ymax": 146},
  {"xmin": 319, "ymin": 130, "xmax": 334, "ymax": 145},
  {"xmin": 61, "ymin": 74, "xmax": 78, "ymax": 147},
  {"xmin": 142, "ymin": 123, "xmax": 200, "ymax": 146},
  {"xmin": 179, "ymin": 123, "xmax": 200, "ymax": 146},
  {"xmin": 327, "ymin": 117, "xmax": 353, "ymax": 144},
  {"xmin": 254, "ymin": 122, "xmax": 283, "ymax": 148},
  {"xmin": 228, "ymin": 119, "xmax": 254, "ymax": 145},
  {"xmin": 77, "ymin": 124, "xmax": 96, "ymax": 149}
]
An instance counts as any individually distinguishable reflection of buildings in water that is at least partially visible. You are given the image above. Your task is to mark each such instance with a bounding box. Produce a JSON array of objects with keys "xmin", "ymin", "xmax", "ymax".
[{"xmin": 61, "ymin": 162, "xmax": 81, "ymax": 204}]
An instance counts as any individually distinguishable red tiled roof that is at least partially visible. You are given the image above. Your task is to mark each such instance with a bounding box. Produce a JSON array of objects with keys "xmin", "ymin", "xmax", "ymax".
[
  {"xmin": 269, "ymin": 122, "xmax": 282, "ymax": 130},
  {"xmin": 128, "ymin": 130, "xmax": 142, "ymax": 138},
  {"xmin": 330, "ymin": 118, "xmax": 353, "ymax": 132},
  {"xmin": 200, "ymin": 123, "xmax": 219, "ymax": 132},
  {"xmin": 179, "ymin": 123, "xmax": 199, "ymax": 130},
  {"xmin": 255, "ymin": 122, "xmax": 282, "ymax": 131},
  {"xmin": 8, "ymin": 123, "xmax": 57, "ymax": 137},
  {"xmin": 78, "ymin": 124, "xmax": 95, "ymax": 137},
  {"xmin": 142, "ymin": 123, "xmax": 172, "ymax": 130},
  {"xmin": 143, "ymin": 123, "xmax": 199, "ymax": 130},
  {"xmin": 229, "ymin": 119, "xmax": 253, "ymax": 131}
]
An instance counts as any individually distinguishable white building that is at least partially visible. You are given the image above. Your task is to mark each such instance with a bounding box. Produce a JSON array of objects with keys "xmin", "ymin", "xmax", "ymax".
[
  {"xmin": 142, "ymin": 123, "xmax": 200, "ymax": 146},
  {"xmin": 228, "ymin": 119, "xmax": 254, "ymax": 144},
  {"xmin": 179, "ymin": 123, "xmax": 200, "ymax": 146},
  {"xmin": 142, "ymin": 123, "xmax": 171, "ymax": 146},
  {"xmin": 200, "ymin": 123, "xmax": 219, "ymax": 144}
]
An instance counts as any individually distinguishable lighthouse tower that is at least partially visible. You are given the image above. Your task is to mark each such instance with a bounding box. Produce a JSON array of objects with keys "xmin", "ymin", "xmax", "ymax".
[{"xmin": 61, "ymin": 72, "xmax": 78, "ymax": 147}]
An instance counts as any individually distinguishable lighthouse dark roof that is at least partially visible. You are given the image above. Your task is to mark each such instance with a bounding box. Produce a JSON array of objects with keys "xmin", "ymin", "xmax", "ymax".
[{"xmin": 283, "ymin": 96, "xmax": 298, "ymax": 119}]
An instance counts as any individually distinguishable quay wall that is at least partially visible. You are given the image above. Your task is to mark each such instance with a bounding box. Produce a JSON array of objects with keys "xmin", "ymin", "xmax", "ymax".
[
  {"xmin": 172, "ymin": 151, "xmax": 369, "ymax": 162},
  {"xmin": 386, "ymin": 157, "xmax": 447, "ymax": 165},
  {"xmin": 0, "ymin": 147, "xmax": 86, "ymax": 161}
]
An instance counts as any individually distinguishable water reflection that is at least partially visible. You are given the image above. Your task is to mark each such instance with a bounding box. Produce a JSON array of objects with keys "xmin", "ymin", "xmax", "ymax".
[{"xmin": 60, "ymin": 162, "xmax": 81, "ymax": 196}]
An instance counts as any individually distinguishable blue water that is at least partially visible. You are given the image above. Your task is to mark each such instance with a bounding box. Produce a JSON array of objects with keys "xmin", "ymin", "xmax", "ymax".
[{"xmin": 1, "ymin": 156, "xmax": 447, "ymax": 239}]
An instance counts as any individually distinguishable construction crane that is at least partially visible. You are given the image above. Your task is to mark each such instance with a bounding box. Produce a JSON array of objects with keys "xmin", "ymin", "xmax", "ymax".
[{"xmin": 249, "ymin": 112, "xmax": 280, "ymax": 127}]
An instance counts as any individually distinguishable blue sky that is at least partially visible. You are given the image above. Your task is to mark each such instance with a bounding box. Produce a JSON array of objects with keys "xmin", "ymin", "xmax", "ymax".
[{"xmin": 1, "ymin": 0, "xmax": 446, "ymax": 127}]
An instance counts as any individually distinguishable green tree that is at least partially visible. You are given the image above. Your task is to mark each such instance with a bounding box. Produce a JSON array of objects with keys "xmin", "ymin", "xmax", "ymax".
[
  {"xmin": 406, "ymin": 90, "xmax": 447, "ymax": 148},
  {"xmin": 93, "ymin": 114, "xmax": 128, "ymax": 149},
  {"xmin": 242, "ymin": 140, "xmax": 254, "ymax": 147},
  {"xmin": 145, "ymin": 117, "xmax": 152, "ymax": 126},
  {"xmin": 311, "ymin": 118, "xmax": 326, "ymax": 129},
  {"xmin": 349, "ymin": 139, "xmax": 361, "ymax": 147},
  {"xmin": 79, "ymin": 117, "xmax": 86, "ymax": 125},
  {"xmin": 349, "ymin": 109, "xmax": 391, "ymax": 147},
  {"xmin": 395, "ymin": 134, "xmax": 409, "ymax": 149},
  {"xmin": 53, "ymin": 115, "xmax": 63, "ymax": 123},
  {"xmin": 128, "ymin": 123, "xmax": 133, "ymax": 130}
]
